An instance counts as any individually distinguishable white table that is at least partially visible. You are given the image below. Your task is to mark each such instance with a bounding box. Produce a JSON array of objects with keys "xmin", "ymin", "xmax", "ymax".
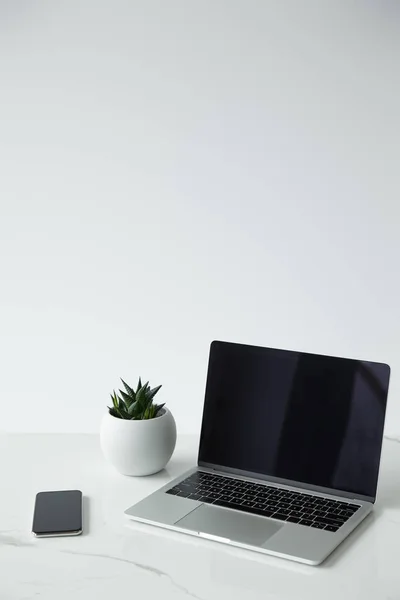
[{"xmin": 1, "ymin": 434, "xmax": 400, "ymax": 600}]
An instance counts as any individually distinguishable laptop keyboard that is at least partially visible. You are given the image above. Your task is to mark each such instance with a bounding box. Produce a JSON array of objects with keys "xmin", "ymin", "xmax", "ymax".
[{"xmin": 166, "ymin": 471, "xmax": 361, "ymax": 533}]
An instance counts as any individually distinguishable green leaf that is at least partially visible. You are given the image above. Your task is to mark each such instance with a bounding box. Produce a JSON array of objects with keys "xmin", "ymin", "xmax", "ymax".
[
  {"xmin": 127, "ymin": 400, "xmax": 138, "ymax": 416},
  {"xmin": 111, "ymin": 390, "xmax": 128, "ymax": 412},
  {"xmin": 135, "ymin": 383, "xmax": 149, "ymax": 408},
  {"xmin": 110, "ymin": 391, "xmax": 119, "ymax": 409},
  {"xmin": 136, "ymin": 377, "xmax": 142, "ymax": 393},
  {"xmin": 140, "ymin": 395, "xmax": 154, "ymax": 418},
  {"xmin": 147, "ymin": 385, "xmax": 162, "ymax": 400},
  {"xmin": 119, "ymin": 389, "xmax": 133, "ymax": 408},
  {"xmin": 108, "ymin": 406, "xmax": 123, "ymax": 419},
  {"xmin": 118, "ymin": 407, "xmax": 132, "ymax": 419},
  {"xmin": 154, "ymin": 403, "xmax": 165, "ymax": 417},
  {"xmin": 134, "ymin": 386, "xmax": 144, "ymax": 407},
  {"xmin": 143, "ymin": 403, "xmax": 156, "ymax": 420},
  {"xmin": 120, "ymin": 378, "xmax": 136, "ymax": 399},
  {"xmin": 120, "ymin": 400, "xmax": 129, "ymax": 413}
]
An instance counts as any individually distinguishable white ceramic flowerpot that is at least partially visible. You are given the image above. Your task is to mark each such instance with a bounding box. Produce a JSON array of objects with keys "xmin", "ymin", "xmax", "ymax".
[{"xmin": 100, "ymin": 408, "xmax": 177, "ymax": 476}]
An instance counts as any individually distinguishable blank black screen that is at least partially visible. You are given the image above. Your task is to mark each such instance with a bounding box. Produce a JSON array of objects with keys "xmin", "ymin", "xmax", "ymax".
[
  {"xmin": 32, "ymin": 490, "xmax": 82, "ymax": 534},
  {"xmin": 199, "ymin": 342, "xmax": 390, "ymax": 499}
]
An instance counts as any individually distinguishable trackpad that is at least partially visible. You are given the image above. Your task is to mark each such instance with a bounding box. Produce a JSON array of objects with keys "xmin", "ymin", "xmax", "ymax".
[{"xmin": 175, "ymin": 504, "xmax": 283, "ymax": 546}]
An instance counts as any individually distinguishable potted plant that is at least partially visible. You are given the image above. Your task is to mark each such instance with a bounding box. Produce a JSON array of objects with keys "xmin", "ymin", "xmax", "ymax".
[{"xmin": 100, "ymin": 377, "xmax": 176, "ymax": 476}]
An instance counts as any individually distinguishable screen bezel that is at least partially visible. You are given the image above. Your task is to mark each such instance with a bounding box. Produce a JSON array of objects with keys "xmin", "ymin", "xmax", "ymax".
[
  {"xmin": 198, "ymin": 341, "xmax": 390, "ymax": 504},
  {"xmin": 32, "ymin": 490, "xmax": 83, "ymax": 537}
]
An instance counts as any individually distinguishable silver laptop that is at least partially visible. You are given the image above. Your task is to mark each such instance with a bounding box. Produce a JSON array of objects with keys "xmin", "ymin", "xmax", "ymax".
[{"xmin": 125, "ymin": 341, "xmax": 390, "ymax": 565}]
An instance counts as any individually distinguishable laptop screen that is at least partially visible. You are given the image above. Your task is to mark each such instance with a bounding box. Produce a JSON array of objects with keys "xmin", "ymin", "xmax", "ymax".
[{"xmin": 198, "ymin": 341, "xmax": 390, "ymax": 500}]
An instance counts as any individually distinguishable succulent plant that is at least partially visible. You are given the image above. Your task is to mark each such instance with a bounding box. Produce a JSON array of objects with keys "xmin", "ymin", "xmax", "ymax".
[{"xmin": 108, "ymin": 377, "xmax": 164, "ymax": 420}]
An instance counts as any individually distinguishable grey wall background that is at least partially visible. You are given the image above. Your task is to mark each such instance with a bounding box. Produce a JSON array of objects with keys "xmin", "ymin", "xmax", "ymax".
[{"xmin": 0, "ymin": 0, "xmax": 399, "ymax": 435}]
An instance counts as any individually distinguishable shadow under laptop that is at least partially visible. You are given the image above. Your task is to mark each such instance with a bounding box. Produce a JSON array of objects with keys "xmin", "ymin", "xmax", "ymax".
[{"xmin": 125, "ymin": 519, "xmax": 314, "ymax": 577}]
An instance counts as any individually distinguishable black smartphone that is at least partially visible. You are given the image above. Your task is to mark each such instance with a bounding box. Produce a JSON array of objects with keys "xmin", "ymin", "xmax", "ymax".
[{"xmin": 32, "ymin": 490, "xmax": 83, "ymax": 537}]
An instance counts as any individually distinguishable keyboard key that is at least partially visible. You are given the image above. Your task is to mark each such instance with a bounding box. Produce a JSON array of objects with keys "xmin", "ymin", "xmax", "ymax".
[
  {"xmin": 315, "ymin": 516, "xmax": 343, "ymax": 528},
  {"xmin": 179, "ymin": 482, "xmax": 196, "ymax": 490},
  {"xmin": 206, "ymin": 492, "xmax": 222, "ymax": 500},
  {"xmin": 199, "ymin": 496, "xmax": 216, "ymax": 503},
  {"xmin": 273, "ymin": 512, "xmax": 288, "ymax": 521},
  {"xmin": 287, "ymin": 516, "xmax": 301, "ymax": 523},
  {"xmin": 328, "ymin": 512, "xmax": 346, "ymax": 522},
  {"xmin": 230, "ymin": 492, "xmax": 245, "ymax": 500},
  {"xmin": 188, "ymin": 493, "xmax": 202, "ymax": 501},
  {"xmin": 253, "ymin": 502, "xmax": 267, "ymax": 510},
  {"xmin": 325, "ymin": 525, "xmax": 339, "ymax": 532},
  {"xmin": 228, "ymin": 496, "xmax": 243, "ymax": 505},
  {"xmin": 313, "ymin": 509, "xmax": 327, "ymax": 518},
  {"xmin": 214, "ymin": 500, "xmax": 267, "ymax": 518},
  {"xmin": 220, "ymin": 495, "xmax": 233, "ymax": 502},
  {"xmin": 243, "ymin": 494, "xmax": 256, "ymax": 502},
  {"xmin": 166, "ymin": 488, "xmax": 180, "ymax": 495},
  {"xmin": 256, "ymin": 492, "xmax": 270, "ymax": 500},
  {"xmin": 265, "ymin": 506, "xmax": 279, "ymax": 514},
  {"xmin": 300, "ymin": 519, "xmax": 313, "ymax": 526},
  {"xmin": 311, "ymin": 522, "xmax": 325, "ymax": 529},
  {"xmin": 241, "ymin": 500, "xmax": 254, "ymax": 507},
  {"xmin": 178, "ymin": 491, "xmax": 190, "ymax": 498},
  {"xmin": 289, "ymin": 510, "xmax": 302, "ymax": 519}
]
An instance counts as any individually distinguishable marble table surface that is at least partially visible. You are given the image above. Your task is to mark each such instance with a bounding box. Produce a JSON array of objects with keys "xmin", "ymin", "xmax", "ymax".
[{"xmin": 1, "ymin": 433, "xmax": 400, "ymax": 600}]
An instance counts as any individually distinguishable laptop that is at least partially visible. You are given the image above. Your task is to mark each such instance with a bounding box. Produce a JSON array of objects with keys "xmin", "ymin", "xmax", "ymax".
[{"xmin": 125, "ymin": 340, "xmax": 391, "ymax": 565}]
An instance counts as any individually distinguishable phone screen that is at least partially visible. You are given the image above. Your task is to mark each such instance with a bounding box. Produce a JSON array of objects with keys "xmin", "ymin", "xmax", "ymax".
[{"xmin": 32, "ymin": 490, "xmax": 82, "ymax": 536}]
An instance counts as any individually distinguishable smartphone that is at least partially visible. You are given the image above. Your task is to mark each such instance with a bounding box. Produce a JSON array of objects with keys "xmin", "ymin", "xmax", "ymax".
[{"xmin": 32, "ymin": 490, "xmax": 83, "ymax": 537}]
